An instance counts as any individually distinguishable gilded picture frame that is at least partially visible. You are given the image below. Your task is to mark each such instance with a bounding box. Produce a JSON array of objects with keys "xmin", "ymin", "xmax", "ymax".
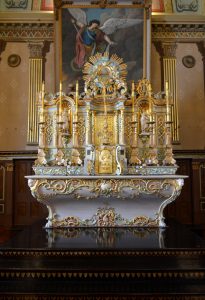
[{"xmin": 55, "ymin": 1, "xmax": 151, "ymax": 92}]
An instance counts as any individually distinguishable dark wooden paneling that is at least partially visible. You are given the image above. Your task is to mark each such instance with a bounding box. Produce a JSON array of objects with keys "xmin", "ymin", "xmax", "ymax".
[
  {"xmin": 0, "ymin": 161, "xmax": 14, "ymax": 227},
  {"xmin": 13, "ymin": 159, "xmax": 47, "ymax": 226},
  {"xmin": 164, "ymin": 158, "xmax": 193, "ymax": 224},
  {"xmin": 192, "ymin": 160, "xmax": 205, "ymax": 225}
]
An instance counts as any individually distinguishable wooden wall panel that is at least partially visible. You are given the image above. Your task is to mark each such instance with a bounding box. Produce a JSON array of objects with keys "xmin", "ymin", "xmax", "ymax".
[
  {"xmin": 13, "ymin": 159, "xmax": 47, "ymax": 226},
  {"xmin": 0, "ymin": 161, "xmax": 14, "ymax": 227}
]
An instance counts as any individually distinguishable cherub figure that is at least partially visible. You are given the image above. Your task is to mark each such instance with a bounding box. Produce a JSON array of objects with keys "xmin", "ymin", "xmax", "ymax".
[
  {"xmin": 34, "ymin": 149, "xmax": 47, "ymax": 166},
  {"xmin": 69, "ymin": 149, "xmax": 82, "ymax": 166},
  {"xmin": 163, "ymin": 147, "xmax": 176, "ymax": 166},
  {"xmin": 55, "ymin": 149, "xmax": 67, "ymax": 166}
]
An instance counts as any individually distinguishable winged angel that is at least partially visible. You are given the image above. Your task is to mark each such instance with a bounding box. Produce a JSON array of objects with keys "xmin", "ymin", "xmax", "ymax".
[{"xmin": 68, "ymin": 8, "xmax": 142, "ymax": 70}]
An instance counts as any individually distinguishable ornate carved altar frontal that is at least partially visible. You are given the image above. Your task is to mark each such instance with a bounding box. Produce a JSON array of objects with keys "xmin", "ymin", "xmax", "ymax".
[{"xmin": 26, "ymin": 51, "xmax": 187, "ymax": 228}]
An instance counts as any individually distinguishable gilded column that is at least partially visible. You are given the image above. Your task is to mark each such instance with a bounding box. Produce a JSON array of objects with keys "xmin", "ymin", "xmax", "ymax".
[
  {"xmin": 27, "ymin": 42, "xmax": 44, "ymax": 145},
  {"xmin": 154, "ymin": 41, "xmax": 179, "ymax": 143}
]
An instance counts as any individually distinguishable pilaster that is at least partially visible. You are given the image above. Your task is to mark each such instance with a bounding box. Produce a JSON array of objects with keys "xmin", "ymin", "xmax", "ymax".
[
  {"xmin": 27, "ymin": 42, "xmax": 51, "ymax": 145},
  {"xmin": 154, "ymin": 41, "xmax": 179, "ymax": 144}
]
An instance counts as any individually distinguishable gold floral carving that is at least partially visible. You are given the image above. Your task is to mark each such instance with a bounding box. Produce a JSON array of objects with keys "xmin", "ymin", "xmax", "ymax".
[
  {"xmin": 45, "ymin": 113, "xmax": 57, "ymax": 146},
  {"xmin": 94, "ymin": 114, "xmax": 115, "ymax": 146},
  {"xmin": 52, "ymin": 216, "xmax": 80, "ymax": 227},
  {"xmin": 29, "ymin": 178, "xmax": 183, "ymax": 201},
  {"xmin": 131, "ymin": 216, "xmax": 158, "ymax": 226},
  {"xmin": 156, "ymin": 114, "xmax": 166, "ymax": 146},
  {"xmin": 124, "ymin": 113, "xmax": 133, "ymax": 146},
  {"xmin": 77, "ymin": 114, "xmax": 86, "ymax": 146}
]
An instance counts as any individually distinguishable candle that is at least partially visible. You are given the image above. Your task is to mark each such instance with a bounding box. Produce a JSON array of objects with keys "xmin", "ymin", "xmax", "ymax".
[
  {"xmin": 103, "ymin": 86, "xmax": 107, "ymax": 115},
  {"xmin": 42, "ymin": 81, "xmax": 45, "ymax": 110},
  {"xmin": 165, "ymin": 81, "xmax": 169, "ymax": 121},
  {"xmin": 132, "ymin": 81, "xmax": 135, "ymax": 113},
  {"xmin": 59, "ymin": 81, "xmax": 62, "ymax": 115},
  {"xmin": 76, "ymin": 81, "xmax": 79, "ymax": 114},
  {"xmin": 148, "ymin": 83, "xmax": 152, "ymax": 121}
]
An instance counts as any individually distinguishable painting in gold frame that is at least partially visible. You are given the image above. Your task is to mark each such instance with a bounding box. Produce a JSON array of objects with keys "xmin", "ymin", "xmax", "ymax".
[{"xmin": 55, "ymin": 1, "xmax": 151, "ymax": 92}]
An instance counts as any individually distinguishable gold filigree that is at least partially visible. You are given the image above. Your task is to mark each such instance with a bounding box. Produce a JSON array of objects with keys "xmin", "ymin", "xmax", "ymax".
[
  {"xmin": 83, "ymin": 52, "xmax": 127, "ymax": 98},
  {"xmin": 96, "ymin": 208, "xmax": 116, "ymax": 227},
  {"xmin": 77, "ymin": 114, "xmax": 86, "ymax": 146},
  {"xmin": 156, "ymin": 114, "xmax": 166, "ymax": 146},
  {"xmin": 45, "ymin": 112, "xmax": 57, "ymax": 146},
  {"xmin": 52, "ymin": 216, "xmax": 80, "ymax": 227},
  {"xmin": 131, "ymin": 216, "xmax": 159, "ymax": 227},
  {"xmin": 124, "ymin": 113, "xmax": 132, "ymax": 146},
  {"xmin": 94, "ymin": 114, "xmax": 115, "ymax": 146}
]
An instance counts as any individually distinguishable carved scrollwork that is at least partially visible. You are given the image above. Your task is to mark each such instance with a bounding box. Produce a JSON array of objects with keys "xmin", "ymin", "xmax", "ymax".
[
  {"xmin": 27, "ymin": 177, "xmax": 184, "ymax": 228},
  {"xmin": 29, "ymin": 177, "xmax": 183, "ymax": 200}
]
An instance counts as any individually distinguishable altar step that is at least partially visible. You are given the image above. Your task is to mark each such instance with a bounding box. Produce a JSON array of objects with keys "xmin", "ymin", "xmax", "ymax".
[{"xmin": 0, "ymin": 221, "xmax": 205, "ymax": 298}]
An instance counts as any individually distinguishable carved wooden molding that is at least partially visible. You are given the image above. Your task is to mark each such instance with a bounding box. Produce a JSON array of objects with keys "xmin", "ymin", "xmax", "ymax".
[
  {"xmin": 0, "ymin": 23, "xmax": 54, "ymax": 42},
  {"xmin": 152, "ymin": 23, "xmax": 205, "ymax": 42}
]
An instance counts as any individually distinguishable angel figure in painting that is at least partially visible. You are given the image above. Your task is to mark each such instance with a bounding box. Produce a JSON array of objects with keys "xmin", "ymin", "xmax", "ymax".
[{"xmin": 68, "ymin": 8, "xmax": 142, "ymax": 69}]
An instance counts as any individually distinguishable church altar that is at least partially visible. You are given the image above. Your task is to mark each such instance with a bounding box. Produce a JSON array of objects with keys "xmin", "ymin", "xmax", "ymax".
[
  {"xmin": 26, "ymin": 175, "xmax": 186, "ymax": 228},
  {"xmin": 26, "ymin": 52, "xmax": 187, "ymax": 228}
]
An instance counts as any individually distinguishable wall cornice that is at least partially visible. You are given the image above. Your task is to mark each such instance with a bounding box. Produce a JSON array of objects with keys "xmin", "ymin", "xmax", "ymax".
[
  {"xmin": 0, "ymin": 22, "xmax": 54, "ymax": 42},
  {"xmin": 152, "ymin": 23, "xmax": 205, "ymax": 42}
]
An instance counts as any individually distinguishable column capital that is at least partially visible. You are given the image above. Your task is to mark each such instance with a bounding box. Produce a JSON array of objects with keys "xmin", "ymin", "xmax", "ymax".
[
  {"xmin": 154, "ymin": 41, "xmax": 177, "ymax": 58},
  {"xmin": 28, "ymin": 42, "xmax": 44, "ymax": 59},
  {"xmin": 28, "ymin": 41, "xmax": 52, "ymax": 59}
]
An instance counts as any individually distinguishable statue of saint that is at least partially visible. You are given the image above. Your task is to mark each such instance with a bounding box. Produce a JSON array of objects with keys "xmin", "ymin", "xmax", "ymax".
[{"xmin": 140, "ymin": 111, "xmax": 149, "ymax": 133}]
